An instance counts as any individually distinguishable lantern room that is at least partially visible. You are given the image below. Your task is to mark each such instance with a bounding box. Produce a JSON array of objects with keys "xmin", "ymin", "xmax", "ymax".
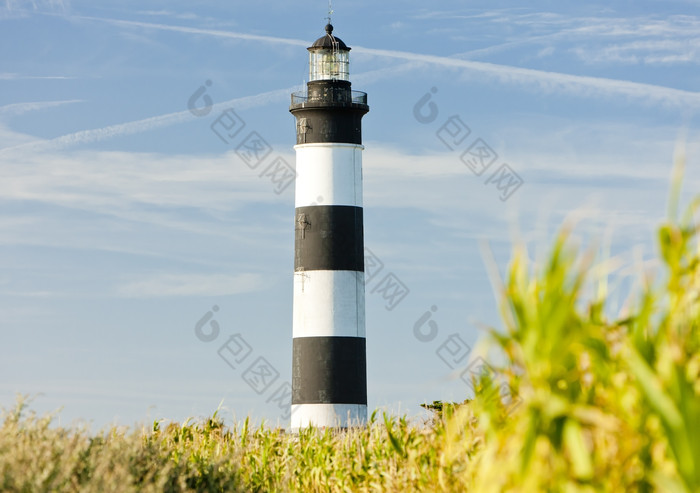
[{"xmin": 308, "ymin": 24, "xmax": 350, "ymax": 82}]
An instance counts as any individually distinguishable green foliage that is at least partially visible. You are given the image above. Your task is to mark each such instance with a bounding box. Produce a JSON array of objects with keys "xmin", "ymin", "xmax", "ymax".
[{"xmin": 1, "ymin": 159, "xmax": 698, "ymax": 492}]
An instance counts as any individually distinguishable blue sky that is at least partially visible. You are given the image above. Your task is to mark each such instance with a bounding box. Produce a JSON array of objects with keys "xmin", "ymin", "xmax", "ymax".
[{"xmin": 2, "ymin": 0, "xmax": 700, "ymax": 429}]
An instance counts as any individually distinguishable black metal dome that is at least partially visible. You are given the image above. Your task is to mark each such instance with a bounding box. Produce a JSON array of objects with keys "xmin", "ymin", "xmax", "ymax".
[{"xmin": 308, "ymin": 24, "xmax": 350, "ymax": 51}]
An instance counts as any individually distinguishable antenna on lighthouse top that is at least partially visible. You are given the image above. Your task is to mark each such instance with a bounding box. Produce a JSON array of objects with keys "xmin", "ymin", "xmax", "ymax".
[{"xmin": 326, "ymin": 0, "xmax": 334, "ymax": 25}]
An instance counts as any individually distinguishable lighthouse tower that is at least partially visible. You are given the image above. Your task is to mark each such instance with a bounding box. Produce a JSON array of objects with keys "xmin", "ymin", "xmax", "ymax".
[{"xmin": 290, "ymin": 23, "xmax": 369, "ymax": 429}]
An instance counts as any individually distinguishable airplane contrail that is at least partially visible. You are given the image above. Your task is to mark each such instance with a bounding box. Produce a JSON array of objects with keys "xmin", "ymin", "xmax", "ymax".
[
  {"xmin": 74, "ymin": 15, "xmax": 309, "ymax": 48},
  {"xmin": 351, "ymin": 45, "xmax": 700, "ymax": 109}
]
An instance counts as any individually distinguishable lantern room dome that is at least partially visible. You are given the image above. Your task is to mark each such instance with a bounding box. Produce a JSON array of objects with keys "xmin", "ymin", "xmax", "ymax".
[{"xmin": 308, "ymin": 24, "xmax": 349, "ymax": 51}]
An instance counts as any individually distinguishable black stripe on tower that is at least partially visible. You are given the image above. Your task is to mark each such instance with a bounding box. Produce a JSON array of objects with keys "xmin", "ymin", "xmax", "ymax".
[
  {"xmin": 290, "ymin": 80, "xmax": 369, "ymax": 145},
  {"xmin": 292, "ymin": 336, "xmax": 367, "ymax": 405},
  {"xmin": 295, "ymin": 205, "xmax": 364, "ymax": 272}
]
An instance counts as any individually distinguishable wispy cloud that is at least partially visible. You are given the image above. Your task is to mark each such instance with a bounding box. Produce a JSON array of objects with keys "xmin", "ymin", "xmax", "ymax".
[
  {"xmin": 0, "ymin": 73, "xmax": 74, "ymax": 80},
  {"xmin": 417, "ymin": 10, "xmax": 700, "ymax": 39},
  {"xmin": 115, "ymin": 272, "xmax": 267, "ymax": 298},
  {"xmin": 0, "ymin": 148, "xmax": 287, "ymax": 214},
  {"xmin": 1, "ymin": 0, "xmax": 67, "ymax": 17},
  {"xmin": 408, "ymin": 10, "xmax": 700, "ymax": 69},
  {"xmin": 0, "ymin": 148, "xmax": 295, "ymax": 252},
  {"xmin": 0, "ymin": 99, "xmax": 83, "ymax": 118},
  {"xmin": 573, "ymin": 38, "xmax": 700, "ymax": 65},
  {"xmin": 0, "ymin": 289, "xmax": 61, "ymax": 298},
  {"xmin": 134, "ymin": 9, "xmax": 211, "ymax": 22},
  {"xmin": 411, "ymin": 8, "xmax": 527, "ymax": 21}
]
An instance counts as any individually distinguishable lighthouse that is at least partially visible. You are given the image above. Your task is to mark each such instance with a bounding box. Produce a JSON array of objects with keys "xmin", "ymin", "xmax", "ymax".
[{"xmin": 290, "ymin": 23, "xmax": 369, "ymax": 429}]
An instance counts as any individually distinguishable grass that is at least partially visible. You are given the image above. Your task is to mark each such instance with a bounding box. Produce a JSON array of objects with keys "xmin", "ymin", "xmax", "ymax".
[{"xmin": 2, "ymin": 159, "xmax": 699, "ymax": 492}]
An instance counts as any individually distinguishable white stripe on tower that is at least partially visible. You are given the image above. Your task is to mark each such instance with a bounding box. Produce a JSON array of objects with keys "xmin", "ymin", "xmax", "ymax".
[
  {"xmin": 294, "ymin": 143, "xmax": 363, "ymax": 208},
  {"xmin": 289, "ymin": 22, "xmax": 369, "ymax": 430},
  {"xmin": 293, "ymin": 270, "xmax": 365, "ymax": 338}
]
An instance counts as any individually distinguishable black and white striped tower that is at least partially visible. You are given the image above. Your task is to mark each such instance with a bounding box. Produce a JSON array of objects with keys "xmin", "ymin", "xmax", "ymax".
[{"xmin": 289, "ymin": 23, "xmax": 369, "ymax": 429}]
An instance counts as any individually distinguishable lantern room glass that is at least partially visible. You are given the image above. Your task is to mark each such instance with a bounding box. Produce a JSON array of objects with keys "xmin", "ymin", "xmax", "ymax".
[{"xmin": 309, "ymin": 49, "xmax": 349, "ymax": 81}]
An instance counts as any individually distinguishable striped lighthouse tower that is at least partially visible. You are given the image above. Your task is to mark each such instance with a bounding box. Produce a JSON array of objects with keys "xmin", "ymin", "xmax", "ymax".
[{"xmin": 289, "ymin": 23, "xmax": 369, "ymax": 429}]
